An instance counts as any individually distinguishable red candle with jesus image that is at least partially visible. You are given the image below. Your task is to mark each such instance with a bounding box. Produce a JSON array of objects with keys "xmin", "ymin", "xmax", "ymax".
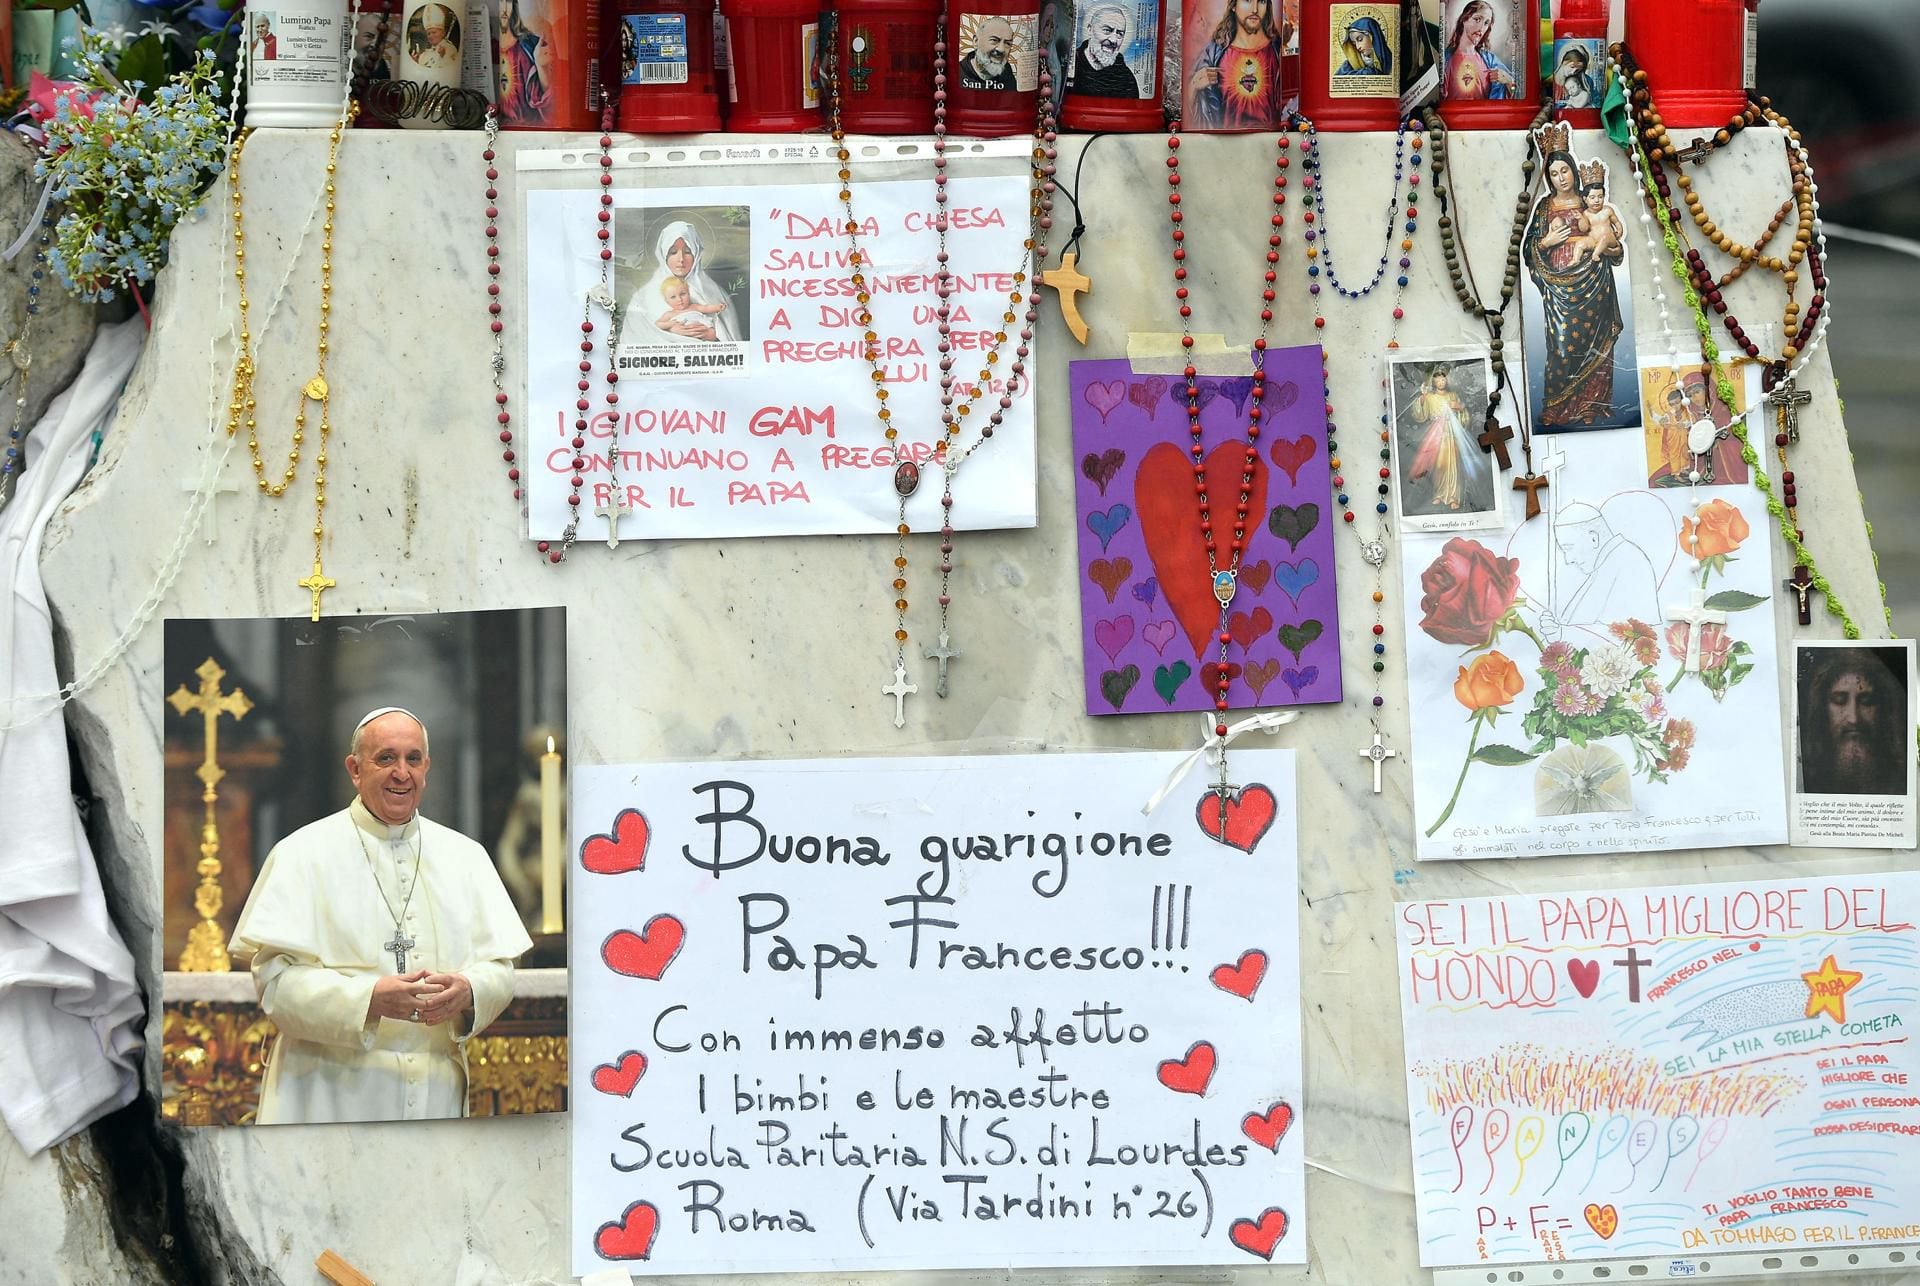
[{"xmin": 1179, "ymin": 0, "xmax": 1300, "ymax": 132}]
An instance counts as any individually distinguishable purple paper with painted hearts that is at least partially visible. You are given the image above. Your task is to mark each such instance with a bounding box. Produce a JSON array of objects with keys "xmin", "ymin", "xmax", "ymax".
[{"xmin": 1070, "ymin": 347, "xmax": 1343, "ymax": 716}]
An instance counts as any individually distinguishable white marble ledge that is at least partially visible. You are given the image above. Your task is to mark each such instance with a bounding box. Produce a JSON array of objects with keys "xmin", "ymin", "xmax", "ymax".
[{"xmin": 21, "ymin": 127, "xmax": 1904, "ymax": 1286}]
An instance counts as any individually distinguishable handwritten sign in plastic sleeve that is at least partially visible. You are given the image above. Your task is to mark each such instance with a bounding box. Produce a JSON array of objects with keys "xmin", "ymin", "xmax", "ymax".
[
  {"xmin": 569, "ymin": 752, "xmax": 1306, "ymax": 1275},
  {"xmin": 524, "ymin": 174, "xmax": 1038, "ymax": 542},
  {"xmin": 1395, "ymin": 874, "xmax": 1920, "ymax": 1268}
]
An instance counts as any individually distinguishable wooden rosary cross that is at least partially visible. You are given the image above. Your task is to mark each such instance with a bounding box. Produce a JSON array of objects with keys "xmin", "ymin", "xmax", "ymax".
[
  {"xmin": 1674, "ymin": 138, "xmax": 1716, "ymax": 166},
  {"xmin": 1476, "ymin": 415, "xmax": 1514, "ymax": 471},
  {"xmin": 1041, "ymin": 251, "xmax": 1092, "ymax": 345},
  {"xmin": 1784, "ymin": 563, "xmax": 1815, "ymax": 626}
]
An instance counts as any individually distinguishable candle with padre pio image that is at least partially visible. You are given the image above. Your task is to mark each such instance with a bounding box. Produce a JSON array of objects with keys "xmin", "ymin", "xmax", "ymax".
[
  {"xmin": 541, "ymin": 735, "xmax": 563, "ymax": 933},
  {"xmin": 1060, "ymin": 0, "xmax": 1167, "ymax": 131}
]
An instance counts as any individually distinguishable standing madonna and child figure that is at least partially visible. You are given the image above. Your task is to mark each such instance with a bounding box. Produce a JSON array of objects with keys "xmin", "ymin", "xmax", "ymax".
[{"xmin": 1523, "ymin": 124, "xmax": 1628, "ymax": 427}]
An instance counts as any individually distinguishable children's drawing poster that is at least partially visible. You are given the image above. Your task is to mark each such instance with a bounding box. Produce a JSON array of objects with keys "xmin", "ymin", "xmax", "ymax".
[
  {"xmin": 523, "ymin": 173, "xmax": 1037, "ymax": 541},
  {"xmin": 1396, "ymin": 873, "xmax": 1920, "ymax": 1267},
  {"xmin": 569, "ymin": 751, "xmax": 1306, "ymax": 1275},
  {"xmin": 1399, "ymin": 427, "xmax": 1787, "ymax": 859},
  {"xmin": 1067, "ymin": 347, "xmax": 1341, "ymax": 716}
]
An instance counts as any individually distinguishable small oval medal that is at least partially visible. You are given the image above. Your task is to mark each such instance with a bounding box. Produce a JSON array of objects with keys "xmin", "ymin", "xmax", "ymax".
[
  {"xmin": 303, "ymin": 376, "xmax": 329, "ymax": 402},
  {"xmin": 1361, "ymin": 539, "xmax": 1388, "ymax": 568},
  {"xmin": 1687, "ymin": 417, "xmax": 1719, "ymax": 455},
  {"xmin": 1212, "ymin": 569, "xmax": 1237, "ymax": 607},
  {"xmin": 893, "ymin": 460, "xmax": 920, "ymax": 498}
]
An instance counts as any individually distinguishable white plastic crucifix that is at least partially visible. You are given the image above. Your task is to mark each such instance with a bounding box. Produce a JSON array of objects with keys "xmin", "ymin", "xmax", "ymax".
[
  {"xmin": 180, "ymin": 457, "xmax": 239, "ymax": 544},
  {"xmin": 1665, "ymin": 587, "xmax": 1728, "ymax": 672}
]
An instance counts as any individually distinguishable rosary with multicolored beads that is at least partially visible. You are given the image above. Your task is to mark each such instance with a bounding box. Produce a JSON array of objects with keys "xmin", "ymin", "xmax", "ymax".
[{"xmin": 1297, "ymin": 114, "xmax": 1423, "ymax": 783}]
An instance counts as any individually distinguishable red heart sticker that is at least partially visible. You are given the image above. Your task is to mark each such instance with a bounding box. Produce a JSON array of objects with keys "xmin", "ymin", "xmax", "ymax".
[
  {"xmin": 1210, "ymin": 949, "xmax": 1268, "ymax": 1001},
  {"xmin": 1242, "ymin": 1101, "xmax": 1295, "ymax": 1151},
  {"xmin": 602, "ymin": 914, "xmax": 686, "ymax": 981},
  {"xmin": 1567, "ymin": 957, "xmax": 1600, "ymax": 998},
  {"xmin": 581, "ymin": 808, "xmax": 651, "ymax": 876},
  {"xmin": 1195, "ymin": 782, "xmax": 1278, "ymax": 854},
  {"xmin": 1229, "ymin": 1207, "xmax": 1290, "ymax": 1260},
  {"xmin": 1156, "ymin": 1040, "xmax": 1217, "ymax": 1096},
  {"xmin": 591, "ymin": 1051, "xmax": 648, "ymax": 1097},
  {"xmin": 594, "ymin": 1200, "xmax": 659, "ymax": 1261}
]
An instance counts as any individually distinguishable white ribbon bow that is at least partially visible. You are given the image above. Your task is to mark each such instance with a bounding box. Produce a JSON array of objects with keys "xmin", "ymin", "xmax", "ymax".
[{"xmin": 1142, "ymin": 711, "xmax": 1299, "ymax": 816}]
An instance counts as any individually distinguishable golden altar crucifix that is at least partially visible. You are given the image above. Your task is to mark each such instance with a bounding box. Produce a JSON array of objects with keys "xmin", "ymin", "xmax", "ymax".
[{"xmin": 167, "ymin": 657, "xmax": 253, "ymax": 972}]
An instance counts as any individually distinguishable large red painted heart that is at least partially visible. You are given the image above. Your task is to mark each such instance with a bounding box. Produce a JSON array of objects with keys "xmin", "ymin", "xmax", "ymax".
[
  {"xmin": 1210, "ymin": 949, "xmax": 1268, "ymax": 1001},
  {"xmin": 1195, "ymin": 782, "xmax": 1278, "ymax": 854},
  {"xmin": 602, "ymin": 915, "xmax": 686, "ymax": 981},
  {"xmin": 1229, "ymin": 1207, "xmax": 1291, "ymax": 1260},
  {"xmin": 1567, "ymin": 957, "xmax": 1600, "ymax": 998},
  {"xmin": 1156, "ymin": 1040, "xmax": 1217, "ymax": 1096},
  {"xmin": 581, "ymin": 808, "xmax": 650, "ymax": 876},
  {"xmin": 1242, "ymin": 1101, "xmax": 1295, "ymax": 1151},
  {"xmin": 1135, "ymin": 440, "xmax": 1271, "ymax": 660},
  {"xmin": 595, "ymin": 1200, "xmax": 659, "ymax": 1260},
  {"xmin": 1269, "ymin": 435, "xmax": 1317, "ymax": 484},
  {"xmin": 591, "ymin": 1051, "xmax": 648, "ymax": 1097}
]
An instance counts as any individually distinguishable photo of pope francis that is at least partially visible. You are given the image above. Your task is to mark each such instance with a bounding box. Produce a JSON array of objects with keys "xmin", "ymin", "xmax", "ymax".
[{"xmin": 228, "ymin": 707, "xmax": 533, "ymax": 1124}]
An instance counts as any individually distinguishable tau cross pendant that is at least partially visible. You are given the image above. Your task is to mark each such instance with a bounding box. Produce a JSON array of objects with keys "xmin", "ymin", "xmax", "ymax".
[
  {"xmin": 1040, "ymin": 251, "xmax": 1092, "ymax": 345},
  {"xmin": 924, "ymin": 631, "xmax": 959, "ymax": 698},
  {"xmin": 1512, "ymin": 472, "xmax": 1549, "ymax": 520},
  {"xmin": 384, "ymin": 929, "xmax": 416, "ymax": 973},
  {"xmin": 883, "ymin": 662, "xmax": 917, "ymax": 728}
]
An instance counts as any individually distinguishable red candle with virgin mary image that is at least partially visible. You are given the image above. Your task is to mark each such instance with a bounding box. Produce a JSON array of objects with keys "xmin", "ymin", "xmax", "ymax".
[{"xmin": 1297, "ymin": 0, "xmax": 1402, "ymax": 132}]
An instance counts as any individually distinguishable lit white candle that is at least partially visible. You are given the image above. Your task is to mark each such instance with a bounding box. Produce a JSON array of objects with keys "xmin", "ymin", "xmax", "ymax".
[{"xmin": 540, "ymin": 735, "xmax": 562, "ymax": 933}]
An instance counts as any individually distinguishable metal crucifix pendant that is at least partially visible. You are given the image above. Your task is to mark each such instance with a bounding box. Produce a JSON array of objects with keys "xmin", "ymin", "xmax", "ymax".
[{"xmin": 385, "ymin": 929, "xmax": 415, "ymax": 973}]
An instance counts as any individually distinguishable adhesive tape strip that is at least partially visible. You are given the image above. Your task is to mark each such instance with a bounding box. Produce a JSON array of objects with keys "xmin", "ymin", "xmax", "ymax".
[
  {"xmin": 580, "ymin": 1269, "xmax": 636, "ymax": 1286},
  {"xmin": 1126, "ymin": 332, "xmax": 1253, "ymax": 376}
]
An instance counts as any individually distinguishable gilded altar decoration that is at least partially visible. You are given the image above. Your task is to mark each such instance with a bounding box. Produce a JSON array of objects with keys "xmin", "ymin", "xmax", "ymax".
[{"xmin": 167, "ymin": 658, "xmax": 253, "ymax": 972}]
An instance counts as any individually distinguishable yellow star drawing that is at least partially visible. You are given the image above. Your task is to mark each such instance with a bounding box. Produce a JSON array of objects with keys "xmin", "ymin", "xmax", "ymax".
[{"xmin": 1802, "ymin": 954, "xmax": 1864, "ymax": 1023}]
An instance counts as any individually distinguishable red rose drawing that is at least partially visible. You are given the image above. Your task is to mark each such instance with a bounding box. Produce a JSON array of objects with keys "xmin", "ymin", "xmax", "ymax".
[{"xmin": 1418, "ymin": 538, "xmax": 1522, "ymax": 647}]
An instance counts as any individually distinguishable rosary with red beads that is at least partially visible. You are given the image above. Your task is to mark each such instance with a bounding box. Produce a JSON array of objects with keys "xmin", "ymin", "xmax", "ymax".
[
  {"xmin": 1163, "ymin": 124, "xmax": 1290, "ymax": 819},
  {"xmin": 486, "ymin": 97, "xmax": 624, "ymax": 564}
]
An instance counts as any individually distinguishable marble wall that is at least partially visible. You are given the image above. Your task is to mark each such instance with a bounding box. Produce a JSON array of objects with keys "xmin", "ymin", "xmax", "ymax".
[{"xmin": 6, "ymin": 126, "xmax": 1914, "ymax": 1285}]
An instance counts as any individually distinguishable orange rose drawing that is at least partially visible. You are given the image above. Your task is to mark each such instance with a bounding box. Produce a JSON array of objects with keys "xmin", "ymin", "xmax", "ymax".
[
  {"xmin": 1454, "ymin": 651, "xmax": 1525, "ymax": 713},
  {"xmin": 1678, "ymin": 498, "xmax": 1750, "ymax": 578}
]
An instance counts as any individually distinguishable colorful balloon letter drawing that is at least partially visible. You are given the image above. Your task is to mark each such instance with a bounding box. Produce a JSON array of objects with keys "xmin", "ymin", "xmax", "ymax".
[
  {"xmin": 1068, "ymin": 347, "xmax": 1342, "ymax": 716},
  {"xmin": 1394, "ymin": 874, "xmax": 1920, "ymax": 1267},
  {"xmin": 569, "ymin": 751, "xmax": 1306, "ymax": 1275}
]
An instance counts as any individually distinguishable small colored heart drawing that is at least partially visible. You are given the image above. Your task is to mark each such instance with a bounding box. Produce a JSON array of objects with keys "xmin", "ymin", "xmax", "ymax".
[
  {"xmin": 1131, "ymin": 577, "xmax": 1160, "ymax": 609},
  {"xmin": 1281, "ymin": 665, "xmax": 1320, "ymax": 698},
  {"xmin": 1240, "ymin": 560, "xmax": 1273, "ymax": 595},
  {"xmin": 1584, "ymin": 1203, "xmax": 1619, "ymax": 1240},
  {"xmin": 1229, "ymin": 1208, "xmax": 1291, "ymax": 1260},
  {"xmin": 591, "ymin": 1051, "xmax": 648, "ymax": 1097},
  {"xmin": 1210, "ymin": 948, "xmax": 1268, "ymax": 1000},
  {"xmin": 1129, "ymin": 376, "xmax": 1168, "ymax": 420},
  {"xmin": 1088, "ymin": 556, "xmax": 1133, "ymax": 603},
  {"xmin": 1276, "ymin": 619, "xmax": 1323, "ymax": 662},
  {"xmin": 1266, "ymin": 379, "xmax": 1300, "ymax": 412},
  {"xmin": 1156, "ymin": 1040, "xmax": 1217, "ymax": 1096},
  {"xmin": 1269, "ymin": 435, "xmax": 1317, "ymax": 485},
  {"xmin": 1093, "ymin": 615, "xmax": 1135, "ymax": 662},
  {"xmin": 1086, "ymin": 503, "xmax": 1133, "ymax": 553},
  {"xmin": 1219, "ymin": 376, "xmax": 1255, "ymax": 414},
  {"xmin": 1080, "ymin": 448, "xmax": 1127, "ymax": 495},
  {"xmin": 1100, "ymin": 664, "xmax": 1141, "ymax": 709},
  {"xmin": 1268, "ymin": 502, "xmax": 1321, "ymax": 550},
  {"xmin": 595, "ymin": 1200, "xmax": 660, "ymax": 1261},
  {"xmin": 1200, "ymin": 661, "xmax": 1243, "ymax": 693},
  {"xmin": 1748, "ymin": 942, "xmax": 1762, "ymax": 951},
  {"xmin": 1241, "ymin": 1100, "xmax": 1295, "ymax": 1151},
  {"xmin": 1567, "ymin": 958, "xmax": 1601, "ymax": 998},
  {"xmin": 1167, "ymin": 379, "xmax": 1220, "ymax": 413},
  {"xmin": 1228, "ymin": 605, "xmax": 1275, "ymax": 650},
  {"xmin": 1083, "ymin": 378, "xmax": 1126, "ymax": 424},
  {"xmin": 602, "ymin": 914, "xmax": 686, "ymax": 981},
  {"xmin": 1244, "ymin": 657, "xmax": 1280, "ymax": 700},
  {"xmin": 580, "ymin": 808, "xmax": 650, "ymax": 876},
  {"xmin": 1272, "ymin": 558, "xmax": 1320, "ymax": 606},
  {"xmin": 1153, "ymin": 660, "xmax": 1192, "ymax": 705},
  {"xmin": 1195, "ymin": 781, "xmax": 1278, "ymax": 853},
  {"xmin": 1142, "ymin": 619, "xmax": 1178, "ymax": 655}
]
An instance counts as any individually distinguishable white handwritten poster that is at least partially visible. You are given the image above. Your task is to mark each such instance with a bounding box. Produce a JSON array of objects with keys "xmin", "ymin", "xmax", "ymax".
[
  {"xmin": 568, "ymin": 751, "xmax": 1306, "ymax": 1276},
  {"xmin": 1396, "ymin": 874, "xmax": 1920, "ymax": 1268},
  {"xmin": 523, "ymin": 174, "xmax": 1038, "ymax": 541}
]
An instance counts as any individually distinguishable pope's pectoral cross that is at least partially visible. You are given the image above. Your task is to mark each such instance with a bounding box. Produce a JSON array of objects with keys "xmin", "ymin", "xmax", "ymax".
[
  {"xmin": 1784, "ymin": 563, "xmax": 1815, "ymax": 626},
  {"xmin": 1041, "ymin": 251, "xmax": 1092, "ymax": 345},
  {"xmin": 1477, "ymin": 415, "xmax": 1514, "ymax": 471},
  {"xmin": 385, "ymin": 929, "xmax": 416, "ymax": 973},
  {"xmin": 923, "ymin": 631, "xmax": 959, "ymax": 698},
  {"xmin": 298, "ymin": 559, "xmax": 336, "ymax": 622},
  {"xmin": 1769, "ymin": 376, "xmax": 1812, "ymax": 444},
  {"xmin": 883, "ymin": 662, "xmax": 917, "ymax": 729},
  {"xmin": 1666, "ymin": 587, "xmax": 1729, "ymax": 672}
]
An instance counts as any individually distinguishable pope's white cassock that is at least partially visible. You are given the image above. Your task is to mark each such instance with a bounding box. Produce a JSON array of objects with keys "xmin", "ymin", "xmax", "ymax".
[{"xmin": 228, "ymin": 798, "xmax": 532, "ymax": 1124}]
